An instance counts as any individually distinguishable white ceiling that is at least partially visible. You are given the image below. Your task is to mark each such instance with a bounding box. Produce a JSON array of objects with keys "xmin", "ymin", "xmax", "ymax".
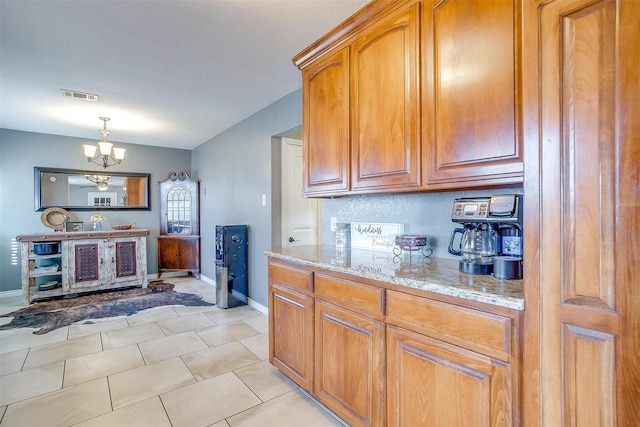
[{"xmin": 0, "ymin": 0, "xmax": 369, "ymax": 150}]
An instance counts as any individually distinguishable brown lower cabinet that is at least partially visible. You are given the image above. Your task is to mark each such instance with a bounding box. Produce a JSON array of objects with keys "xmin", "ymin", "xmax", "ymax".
[
  {"xmin": 157, "ymin": 236, "xmax": 200, "ymax": 278},
  {"xmin": 268, "ymin": 258, "xmax": 522, "ymax": 427}
]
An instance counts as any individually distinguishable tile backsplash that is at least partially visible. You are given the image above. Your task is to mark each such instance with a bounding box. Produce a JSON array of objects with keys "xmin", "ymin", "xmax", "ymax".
[{"xmin": 321, "ymin": 188, "xmax": 523, "ymax": 259}]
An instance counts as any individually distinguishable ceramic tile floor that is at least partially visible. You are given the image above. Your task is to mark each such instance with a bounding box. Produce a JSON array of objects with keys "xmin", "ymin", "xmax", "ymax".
[{"xmin": 0, "ymin": 276, "xmax": 346, "ymax": 427}]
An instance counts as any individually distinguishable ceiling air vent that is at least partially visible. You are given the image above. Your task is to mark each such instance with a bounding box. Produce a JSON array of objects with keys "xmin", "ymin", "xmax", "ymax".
[{"xmin": 62, "ymin": 89, "xmax": 99, "ymax": 102}]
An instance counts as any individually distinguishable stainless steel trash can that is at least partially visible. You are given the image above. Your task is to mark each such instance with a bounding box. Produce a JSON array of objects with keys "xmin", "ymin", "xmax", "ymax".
[{"xmin": 215, "ymin": 261, "xmax": 247, "ymax": 308}]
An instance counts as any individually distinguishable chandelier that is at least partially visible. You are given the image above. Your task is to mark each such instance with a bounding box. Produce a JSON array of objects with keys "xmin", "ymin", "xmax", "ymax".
[
  {"xmin": 84, "ymin": 175, "xmax": 110, "ymax": 192},
  {"xmin": 82, "ymin": 117, "xmax": 126, "ymax": 169}
]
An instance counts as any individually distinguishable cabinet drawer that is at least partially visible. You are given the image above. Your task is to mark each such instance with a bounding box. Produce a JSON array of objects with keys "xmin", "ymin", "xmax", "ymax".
[
  {"xmin": 268, "ymin": 260, "xmax": 313, "ymax": 293},
  {"xmin": 315, "ymin": 273, "xmax": 384, "ymax": 320},
  {"xmin": 386, "ymin": 290, "xmax": 512, "ymax": 361}
]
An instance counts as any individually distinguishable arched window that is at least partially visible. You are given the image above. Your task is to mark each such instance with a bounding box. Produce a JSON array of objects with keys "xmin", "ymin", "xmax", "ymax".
[{"xmin": 166, "ymin": 185, "xmax": 191, "ymax": 233}]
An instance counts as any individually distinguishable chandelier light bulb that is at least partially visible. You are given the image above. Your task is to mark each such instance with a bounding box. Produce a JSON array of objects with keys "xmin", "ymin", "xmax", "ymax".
[
  {"xmin": 83, "ymin": 144, "xmax": 97, "ymax": 158},
  {"xmin": 113, "ymin": 147, "xmax": 126, "ymax": 160}
]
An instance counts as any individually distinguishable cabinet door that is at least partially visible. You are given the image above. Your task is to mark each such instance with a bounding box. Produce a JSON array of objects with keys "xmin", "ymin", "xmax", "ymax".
[
  {"xmin": 302, "ymin": 47, "xmax": 350, "ymax": 196},
  {"xmin": 315, "ymin": 299, "xmax": 385, "ymax": 427},
  {"xmin": 387, "ymin": 325, "xmax": 512, "ymax": 427},
  {"xmin": 158, "ymin": 238, "xmax": 180, "ymax": 270},
  {"xmin": 424, "ymin": 0, "xmax": 523, "ymax": 187},
  {"xmin": 351, "ymin": 2, "xmax": 420, "ymax": 191},
  {"xmin": 269, "ymin": 283, "xmax": 314, "ymax": 392},
  {"xmin": 114, "ymin": 241, "xmax": 136, "ymax": 278},
  {"xmin": 177, "ymin": 238, "xmax": 199, "ymax": 270},
  {"xmin": 67, "ymin": 241, "xmax": 105, "ymax": 290},
  {"xmin": 111, "ymin": 238, "xmax": 146, "ymax": 285},
  {"xmin": 74, "ymin": 243, "xmax": 100, "ymax": 282}
]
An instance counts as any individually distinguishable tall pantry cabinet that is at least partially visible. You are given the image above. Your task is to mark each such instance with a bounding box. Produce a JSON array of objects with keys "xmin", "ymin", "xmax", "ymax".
[{"xmin": 523, "ymin": 0, "xmax": 640, "ymax": 425}]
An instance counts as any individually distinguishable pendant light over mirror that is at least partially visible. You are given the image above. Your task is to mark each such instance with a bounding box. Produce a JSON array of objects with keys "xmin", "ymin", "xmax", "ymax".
[{"xmin": 83, "ymin": 117, "xmax": 126, "ymax": 169}]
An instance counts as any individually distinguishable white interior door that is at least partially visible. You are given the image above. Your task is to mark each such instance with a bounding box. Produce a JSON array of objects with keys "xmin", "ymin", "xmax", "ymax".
[{"xmin": 281, "ymin": 138, "xmax": 320, "ymax": 247}]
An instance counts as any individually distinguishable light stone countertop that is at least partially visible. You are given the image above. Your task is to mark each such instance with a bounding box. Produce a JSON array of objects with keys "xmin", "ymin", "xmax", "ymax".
[{"xmin": 264, "ymin": 245, "xmax": 524, "ymax": 311}]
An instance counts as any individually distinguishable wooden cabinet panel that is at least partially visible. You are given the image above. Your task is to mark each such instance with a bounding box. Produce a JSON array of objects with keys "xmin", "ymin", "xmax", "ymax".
[
  {"xmin": 315, "ymin": 299, "xmax": 385, "ymax": 427},
  {"xmin": 562, "ymin": 324, "xmax": 615, "ymax": 426},
  {"xmin": 387, "ymin": 324, "xmax": 512, "ymax": 427},
  {"xmin": 387, "ymin": 290, "xmax": 512, "ymax": 361},
  {"xmin": 302, "ymin": 47, "xmax": 350, "ymax": 196},
  {"xmin": 74, "ymin": 243, "xmax": 100, "ymax": 283},
  {"xmin": 115, "ymin": 241, "xmax": 136, "ymax": 278},
  {"xmin": 314, "ymin": 273, "xmax": 384, "ymax": 319},
  {"xmin": 269, "ymin": 283, "xmax": 314, "ymax": 392},
  {"xmin": 533, "ymin": 0, "xmax": 640, "ymax": 424},
  {"xmin": 351, "ymin": 2, "xmax": 420, "ymax": 191},
  {"xmin": 424, "ymin": 0, "xmax": 523, "ymax": 187}
]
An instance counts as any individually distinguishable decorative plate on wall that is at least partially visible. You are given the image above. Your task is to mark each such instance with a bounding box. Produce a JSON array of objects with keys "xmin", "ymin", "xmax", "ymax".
[{"xmin": 40, "ymin": 207, "xmax": 70, "ymax": 230}]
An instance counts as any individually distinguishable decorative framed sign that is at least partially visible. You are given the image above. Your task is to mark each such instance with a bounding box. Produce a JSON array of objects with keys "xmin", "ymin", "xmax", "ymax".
[
  {"xmin": 350, "ymin": 222, "xmax": 404, "ymax": 252},
  {"xmin": 65, "ymin": 221, "xmax": 84, "ymax": 232}
]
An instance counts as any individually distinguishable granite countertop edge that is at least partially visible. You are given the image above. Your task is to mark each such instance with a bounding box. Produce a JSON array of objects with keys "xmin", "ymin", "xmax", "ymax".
[{"xmin": 264, "ymin": 248, "xmax": 525, "ymax": 311}]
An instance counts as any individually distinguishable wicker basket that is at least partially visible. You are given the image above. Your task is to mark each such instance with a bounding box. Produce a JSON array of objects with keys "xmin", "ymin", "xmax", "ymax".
[{"xmin": 110, "ymin": 224, "xmax": 134, "ymax": 230}]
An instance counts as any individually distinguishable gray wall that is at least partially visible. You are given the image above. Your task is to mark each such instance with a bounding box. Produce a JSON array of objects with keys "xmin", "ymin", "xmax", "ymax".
[
  {"xmin": 0, "ymin": 128, "xmax": 191, "ymax": 292},
  {"xmin": 191, "ymin": 90, "xmax": 302, "ymax": 307}
]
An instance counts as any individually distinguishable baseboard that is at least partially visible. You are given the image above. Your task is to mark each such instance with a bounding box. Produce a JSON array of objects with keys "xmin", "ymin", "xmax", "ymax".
[
  {"xmin": 248, "ymin": 299, "xmax": 268, "ymax": 314},
  {"xmin": 200, "ymin": 274, "xmax": 215, "ymax": 286},
  {"xmin": 198, "ymin": 274, "xmax": 267, "ymax": 314},
  {"xmin": 0, "ymin": 289, "xmax": 22, "ymax": 299}
]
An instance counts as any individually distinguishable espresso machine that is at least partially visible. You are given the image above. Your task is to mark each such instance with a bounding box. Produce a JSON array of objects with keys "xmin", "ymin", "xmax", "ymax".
[{"xmin": 448, "ymin": 194, "xmax": 523, "ymax": 276}]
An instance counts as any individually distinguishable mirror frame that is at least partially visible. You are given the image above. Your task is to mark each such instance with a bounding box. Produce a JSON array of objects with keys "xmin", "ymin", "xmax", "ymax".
[{"xmin": 34, "ymin": 167, "xmax": 151, "ymax": 211}]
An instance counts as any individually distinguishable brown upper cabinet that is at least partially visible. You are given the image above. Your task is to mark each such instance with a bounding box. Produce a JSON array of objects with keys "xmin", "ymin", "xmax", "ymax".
[
  {"xmin": 350, "ymin": 2, "xmax": 421, "ymax": 192},
  {"xmin": 423, "ymin": 0, "xmax": 524, "ymax": 188},
  {"xmin": 301, "ymin": 48, "xmax": 350, "ymax": 196},
  {"xmin": 294, "ymin": 0, "xmax": 524, "ymax": 197}
]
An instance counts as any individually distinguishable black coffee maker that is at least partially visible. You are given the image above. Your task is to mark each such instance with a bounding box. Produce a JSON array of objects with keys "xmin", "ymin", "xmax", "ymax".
[{"xmin": 448, "ymin": 194, "xmax": 523, "ymax": 275}]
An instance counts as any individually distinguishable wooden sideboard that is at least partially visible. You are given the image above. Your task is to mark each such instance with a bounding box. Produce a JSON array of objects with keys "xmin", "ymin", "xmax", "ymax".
[{"xmin": 17, "ymin": 230, "xmax": 149, "ymax": 305}]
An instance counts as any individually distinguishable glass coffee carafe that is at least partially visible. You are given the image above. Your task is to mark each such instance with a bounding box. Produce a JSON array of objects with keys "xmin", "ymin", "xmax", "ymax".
[{"xmin": 449, "ymin": 223, "xmax": 497, "ymax": 274}]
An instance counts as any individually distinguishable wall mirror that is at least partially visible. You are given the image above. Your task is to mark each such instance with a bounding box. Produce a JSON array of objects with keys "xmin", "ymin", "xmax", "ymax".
[{"xmin": 35, "ymin": 167, "xmax": 151, "ymax": 211}]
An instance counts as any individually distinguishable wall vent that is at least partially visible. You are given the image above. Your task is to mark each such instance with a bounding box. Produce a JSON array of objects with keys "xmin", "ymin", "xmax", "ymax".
[{"xmin": 62, "ymin": 89, "xmax": 99, "ymax": 101}]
